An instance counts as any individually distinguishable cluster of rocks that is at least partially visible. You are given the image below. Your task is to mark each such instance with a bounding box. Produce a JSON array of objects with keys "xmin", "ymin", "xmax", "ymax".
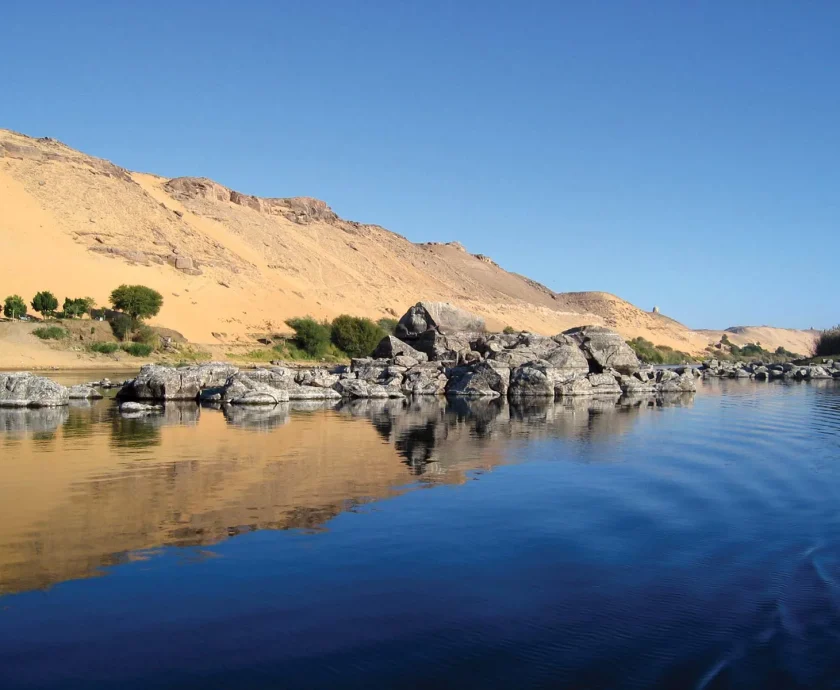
[
  {"xmin": 701, "ymin": 359, "xmax": 840, "ymax": 381},
  {"xmin": 113, "ymin": 304, "xmax": 697, "ymax": 406}
]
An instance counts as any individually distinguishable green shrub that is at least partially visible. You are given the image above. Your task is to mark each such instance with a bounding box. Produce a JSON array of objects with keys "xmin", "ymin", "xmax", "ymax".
[
  {"xmin": 121, "ymin": 342, "xmax": 153, "ymax": 357},
  {"xmin": 815, "ymin": 326, "xmax": 840, "ymax": 357},
  {"xmin": 32, "ymin": 326, "xmax": 68, "ymax": 340},
  {"xmin": 89, "ymin": 341, "xmax": 119, "ymax": 354},
  {"xmin": 285, "ymin": 317, "xmax": 332, "ymax": 358},
  {"xmin": 132, "ymin": 324, "xmax": 160, "ymax": 349},
  {"xmin": 377, "ymin": 317, "xmax": 399, "ymax": 334},
  {"xmin": 503, "ymin": 326, "xmax": 516, "ymax": 335},
  {"xmin": 330, "ymin": 315, "xmax": 385, "ymax": 358}
]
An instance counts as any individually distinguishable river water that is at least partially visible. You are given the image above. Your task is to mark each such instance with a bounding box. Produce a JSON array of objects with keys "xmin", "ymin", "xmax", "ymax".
[{"xmin": 1, "ymin": 379, "xmax": 839, "ymax": 689}]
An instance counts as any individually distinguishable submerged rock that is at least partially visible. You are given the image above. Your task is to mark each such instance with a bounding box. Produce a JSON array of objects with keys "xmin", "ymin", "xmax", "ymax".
[{"xmin": 68, "ymin": 385, "xmax": 104, "ymax": 400}]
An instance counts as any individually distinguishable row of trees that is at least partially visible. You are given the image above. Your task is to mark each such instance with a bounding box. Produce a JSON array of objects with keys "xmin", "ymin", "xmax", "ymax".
[{"xmin": 2, "ymin": 285, "xmax": 163, "ymax": 322}]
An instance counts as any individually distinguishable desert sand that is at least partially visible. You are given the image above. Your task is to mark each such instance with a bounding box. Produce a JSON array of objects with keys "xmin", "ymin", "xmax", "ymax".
[{"xmin": 0, "ymin": 129, "xmax": 817, "ymax": 367}]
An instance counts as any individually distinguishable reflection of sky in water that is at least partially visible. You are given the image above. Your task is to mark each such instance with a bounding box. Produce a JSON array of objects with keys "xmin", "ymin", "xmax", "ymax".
[{"xmin": 1, "ymin": 381, "xmax": 840, "ymax": 689}]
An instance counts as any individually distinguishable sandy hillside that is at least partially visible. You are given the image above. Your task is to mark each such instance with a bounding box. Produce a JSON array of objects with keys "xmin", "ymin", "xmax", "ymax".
[{"xmin": 0, "ymin": 129, "xmax": 817, "ymax": 357}]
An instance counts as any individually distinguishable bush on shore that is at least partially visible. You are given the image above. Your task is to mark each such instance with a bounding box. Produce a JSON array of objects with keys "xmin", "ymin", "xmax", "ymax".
[
  {"xmin": 815, "ymin": 326, "xmax": 840, "ymax": 357},
  {"xmin": 89, "ymin": 341, "xmax": 119, "ymax": 354},
  {"xmin": 121, "ymin": 342, "xmax": 153, "ymax": 357},
  {"xmin": 32, "ymin": 326, "xmax": 68, "ymax": 340},
  {"xmin": 330, "ymin": 315, "xmax": 386, "ymax": 358}
]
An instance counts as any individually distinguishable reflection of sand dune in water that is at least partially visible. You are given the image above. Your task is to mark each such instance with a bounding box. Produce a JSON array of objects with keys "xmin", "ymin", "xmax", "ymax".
[{"xmin": 0, "ymin": 394, "xmax": 693, "ymax": 594}]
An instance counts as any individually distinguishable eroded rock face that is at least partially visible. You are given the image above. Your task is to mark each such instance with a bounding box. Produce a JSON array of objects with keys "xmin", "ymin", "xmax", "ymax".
[
  {"xmin": 401, "ymin": 363, "xmax": 448, "ymax": 395},
  {"xmin": 0, "ymin": 373, "xmax": 69, "ymax": 408},
  {"xmin": 563, "ymin": 326, "xmax": 641, "ymax": 375},
  {"xmin": 124, "ymin": 362, "xmax": 239, "ymax": 400},
  {"xmin": 221, "ymin": 370, "xmax": 341, "ymax": 403},
  {"xmin": 372, "ymin": 336, "xmax": 428, "ymax": 363},
  {"xmin": 396, "ymin": 302, "xmax": 486, "ymax": 338},
  {"xmin": 446, "ymin": 362, "xmax": 510, "ymax": 398}
]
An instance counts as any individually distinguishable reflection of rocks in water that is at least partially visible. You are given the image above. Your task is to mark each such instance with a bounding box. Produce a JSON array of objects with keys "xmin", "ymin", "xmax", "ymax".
[
  {"xmin": 223, "ymin": 403, "xmax": 290, "ymax": 431},
  {"xmin": 0, "ymin": 406, "xmax": 69, "ymax": 436},
  {"xmin": 620, "ymin": 393, "xmax": 695, "ymax": 409},
  {"xmin": 109, "ymin": 401, "xmax": 201, "ymax": 448},
  {"xmin": 289, "ymin": 400, "xmax": 341, "ymax": 414}
]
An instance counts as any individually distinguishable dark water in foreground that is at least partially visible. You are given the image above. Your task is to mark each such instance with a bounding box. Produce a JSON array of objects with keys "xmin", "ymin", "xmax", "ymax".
[{"xmin": 1, "ymin": 381, "xmax": 840, "ymax": 689}]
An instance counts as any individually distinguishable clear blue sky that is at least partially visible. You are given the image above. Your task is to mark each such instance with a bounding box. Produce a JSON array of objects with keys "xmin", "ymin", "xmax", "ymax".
[{"xmin": 2, "ymin": 1, "xmax": 837, "ymax": 329}]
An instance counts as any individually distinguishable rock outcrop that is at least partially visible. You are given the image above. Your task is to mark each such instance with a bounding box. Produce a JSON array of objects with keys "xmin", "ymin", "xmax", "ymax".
[
  {"xmin": 563, "ymin": 326, "xmax": 640, "ymax": 375},
  {"xmin": 396, "ymin": 302, "xmax": 486, "ymax": 339},
  {"xmin": 119, "ymin": 362, "xmax": 239, "ymax": 400},
  {"xmin": 0, "ymin": 373, "xmax": 69, "ymax": 408}
]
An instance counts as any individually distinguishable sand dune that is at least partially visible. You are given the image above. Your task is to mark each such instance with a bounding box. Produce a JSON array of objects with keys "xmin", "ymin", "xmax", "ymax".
[{"xmin": 0, "ymin": 129, "xmax": 817, "ymax": 359}]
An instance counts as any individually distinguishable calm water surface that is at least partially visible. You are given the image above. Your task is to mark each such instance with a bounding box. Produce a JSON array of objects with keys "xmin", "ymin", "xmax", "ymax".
[{"xmin": 1, "ymin": 380, "xmax": 839, "ymax": 689}]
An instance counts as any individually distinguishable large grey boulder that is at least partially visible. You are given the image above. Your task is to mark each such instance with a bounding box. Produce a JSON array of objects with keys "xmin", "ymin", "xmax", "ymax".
[
  {"xmin": 334, "ymin": 378, "xmax": 402, "ymax": 399},
  {"xmin": 372, "ymin": 336, "xmax": 428, "ymax": 363},
  {"xmin": 555, "ymin": 372, "xmax": 622, "ymax": 396},
  {"xmin": 408, "ymin": 330, "xmax": 475, "ymax": 364},
  {"xmin": 658, "ymin": 371, "xmax": 697, "ymax": 393},
  {"xmin": 227, "ymin": 384, "xmax": 290, "ymax": 405},
  {"xmin": 401, "ymin": 363, "xmax": 448, "ymax": 395},
  {"xmin": 563, "ymin": 326, "xmax": 640, "ymax": 375},
  {"xmin": 294, "ymin": 367, "xmax": 341, "ymax": 388},
  {"xmin": 508, "ymin": 362, "xmax": 556, "ymax": 397},
  {"xmin": 222, "ymin": 369, "xmax": 340, "ymax": 402},
  {"xmin": 395, "ymin": 302, "xmax": 485, "ymax": 338},
  {"xmin": 446, "ymin": 362, "xmax": 510, "ymax": 398},
  {"xmin": 0, "ymin": 372, "xmax": 69, "ymax": 407},
  {"xmin": 123, "ymin": 362, "xmax": 239, "ymax": 400}
]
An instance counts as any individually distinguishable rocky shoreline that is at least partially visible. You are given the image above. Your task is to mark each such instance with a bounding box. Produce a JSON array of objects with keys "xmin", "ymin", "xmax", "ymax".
[
  {"xmin": 701, "ymin": 358, "xmax": 840, "ymax": 381},
  {"xmin": 1, "ymin": 303, "xmax": 834, "ymax": 411}
]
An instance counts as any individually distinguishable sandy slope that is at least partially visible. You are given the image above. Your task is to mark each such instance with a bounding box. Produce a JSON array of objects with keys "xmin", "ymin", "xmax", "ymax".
[{"xmin": 0, "ymin": 129, "xmax": 817, "ymax": 361}]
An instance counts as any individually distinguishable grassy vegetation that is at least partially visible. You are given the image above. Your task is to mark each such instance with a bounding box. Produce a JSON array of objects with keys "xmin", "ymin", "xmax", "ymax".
[
  {"xmin": 377, "ymin": 317, "xmax": 399, "ymax": 334},
  {"xmin": 121, "ymin": 342, "xmax": 153, "ymax": 357},
  {"xmin": 815, "ymin": 326, "xmax": 840, "ymax": 358},
  {"xmin": 89, "ymin": 341, "xmax": 120, "ymax": 354},
  {"xmin": 32, "ymin": 326, "xmax": 68, "ymax": 340},
  {"xmin": 627, "ymin": 337, "xmax": 696, "ymax": 365}
]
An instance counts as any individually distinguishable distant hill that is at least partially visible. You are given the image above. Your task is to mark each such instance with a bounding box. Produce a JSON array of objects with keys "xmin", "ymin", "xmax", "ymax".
[{"xmin": 0, "ymin": 129, "xmax": 817, "ymax": 356}]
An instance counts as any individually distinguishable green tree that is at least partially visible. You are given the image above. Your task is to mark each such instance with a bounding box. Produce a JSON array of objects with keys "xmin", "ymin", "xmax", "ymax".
[
  {"xmin": 285, "ymin": 316, "xmax": 332, "ymax": 357},
  {"xmin": 31, "ymin": 291, "xmax": 59, "ymax": 319},
  {"xmin": 3, "ymin": 295, "xmax": 27, "ymax": 319},
  {"xmin": 330, "ymin": 315, "xmax": 386, "ymax": 358},
  {"xmin": 63, "ymin": 297, "xmax": 87, "ymax": 318},
  {"xmin": 109, "ymin": 284, "xmax": 163, "ymax": 320}
]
